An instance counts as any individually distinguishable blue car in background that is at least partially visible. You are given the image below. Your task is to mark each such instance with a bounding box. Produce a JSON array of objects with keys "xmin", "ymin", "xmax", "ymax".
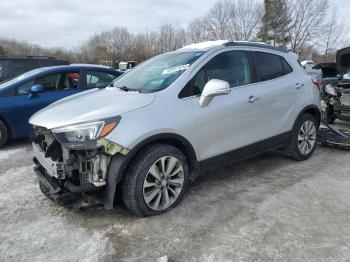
[{"xmin": 0, "ymin": 64, "xmax": 122, "ymax": 147}]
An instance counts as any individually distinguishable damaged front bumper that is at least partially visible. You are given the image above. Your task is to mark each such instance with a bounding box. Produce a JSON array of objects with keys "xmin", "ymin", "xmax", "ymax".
[{"xmin": 32, "ymin": 127, "xmax": 130, "ymax": 209}]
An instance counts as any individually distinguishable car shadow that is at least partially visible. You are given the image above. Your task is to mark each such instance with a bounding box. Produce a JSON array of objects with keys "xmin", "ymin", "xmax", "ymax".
[{"xmin": 2, "ymin": 138, "xmax": 31, "ymax": 150}]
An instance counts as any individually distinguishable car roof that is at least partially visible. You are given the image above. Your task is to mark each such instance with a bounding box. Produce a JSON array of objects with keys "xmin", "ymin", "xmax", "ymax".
[
  {"xmin": 179, "ymin": 40, "xmax": 289, "ymax": 54},
  {"xmin": 42, "ymin": 64, "xmax": 113, "ymax": 71},
  {"xmin": 0, "ymin": 55, "xmax": 63, "ymax": 60}
]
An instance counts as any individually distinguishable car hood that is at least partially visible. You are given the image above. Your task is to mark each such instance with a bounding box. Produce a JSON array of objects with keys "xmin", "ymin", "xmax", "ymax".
[
  {"xmin": 336, "ymin": 47, "xmax": 350, "ymax": 75},
  {"xmin": 29, "ymin": 88, "xmax": 156, "ymax": 129}
]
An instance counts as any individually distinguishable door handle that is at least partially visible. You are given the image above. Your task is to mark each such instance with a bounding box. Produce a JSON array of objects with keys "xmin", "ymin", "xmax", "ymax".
[
  {"xmin": 294, "ymin": 83, "xmax": 304, "ymax": 89},
  {"xmin": 246, "ymin": 95, "xmax": 260, "ymax": 103}
]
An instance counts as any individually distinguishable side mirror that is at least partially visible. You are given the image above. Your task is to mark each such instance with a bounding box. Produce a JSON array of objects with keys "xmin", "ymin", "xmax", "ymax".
[
  {"xmin": 199, "ymin": 79, "xmax": 230, "ymax": 107},
  {"xmin": 30, "ymin": 84, "xmax": 44, "ymax": 94}
]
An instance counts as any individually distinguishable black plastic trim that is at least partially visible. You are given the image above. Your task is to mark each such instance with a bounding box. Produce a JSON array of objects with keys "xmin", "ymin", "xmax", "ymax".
[{"xmin": 199, "ymin": 131, "xmax": 291, "ymax": 172}]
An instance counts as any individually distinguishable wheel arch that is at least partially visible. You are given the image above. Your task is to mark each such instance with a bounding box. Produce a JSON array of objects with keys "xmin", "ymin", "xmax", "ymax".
[
  {"xmin": 0, "ymin": 115, "xmax": 12, "ymax": 138},
  {"xmin": 127, "ymin": 133, "xmax": 199, "ymax": 178},
  {"xmin": 104, "ymin": 133, "xmax": 199, "ymax": 210},
  {"xmin": 293, "ymin": 105, "xmax": 321, "ymax": 129}
]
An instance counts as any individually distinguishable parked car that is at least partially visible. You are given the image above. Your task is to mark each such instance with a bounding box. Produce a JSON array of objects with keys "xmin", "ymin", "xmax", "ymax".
[
  {"xmin": 301, "ymin": 60, "xmax": 316, "ymax": 71},
  {"xmin": 0, "ymin": 56, "xmax": 69, "ymax": 83},
  {"xmin": 0, "ymin": 64, "xmax": 122, "ymax": 147},
  {"xmin": 314, "ymin": 62, "xmax": 338, "ymax": 86},
  {"xmin": 321, "ymin": 47, "xmax": 350, "ymax": 123},
  {"xmin": 30, "ymin": 41, "xmax": 321, "ymax": 217},
  {"xmin": 118, "ymin": 61, "xmax": 136, "ymax": 71}
]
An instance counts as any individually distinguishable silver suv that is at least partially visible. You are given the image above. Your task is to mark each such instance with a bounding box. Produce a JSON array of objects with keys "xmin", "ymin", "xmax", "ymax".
[{"xmin": 30, "ymin": 41, "xmax": 321, "ymax": 217}]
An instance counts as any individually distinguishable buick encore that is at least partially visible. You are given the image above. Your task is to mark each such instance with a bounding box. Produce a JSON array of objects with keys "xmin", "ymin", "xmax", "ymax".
[{"xmin": 30, "ymin": 40, "xmax": 321, "ymax": 217}]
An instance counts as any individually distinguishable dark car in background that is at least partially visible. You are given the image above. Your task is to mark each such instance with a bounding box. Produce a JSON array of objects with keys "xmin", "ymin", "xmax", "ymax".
[
  {"xmin": 314, "ymin": 62, "xmax": 338, "ymax": 86},
  {"xmin": 321, "ymin": 47, "xmax": 350, "ymax": 123},
  {"xmin": 0, "ymin": 64, "xmax": 122, "ymax": 147},
  {"xmin": 0, "ymin": 56, "xmax": 69, "ymax": 83}
]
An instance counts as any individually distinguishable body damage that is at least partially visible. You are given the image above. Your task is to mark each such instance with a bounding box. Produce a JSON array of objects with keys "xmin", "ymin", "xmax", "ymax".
[{"xmin": 32, "ymin": 126, "xmax": 130, "ymax": 208}]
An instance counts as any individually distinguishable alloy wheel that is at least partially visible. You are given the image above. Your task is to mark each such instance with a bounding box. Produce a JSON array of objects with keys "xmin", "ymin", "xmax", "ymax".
[
  {"xmin": 143, "ymin": 156, "xmax": 184, "ymax": 211},
  {"xmin": 298, "ymin": 120, "xmax": 317, "ymax": 155}
]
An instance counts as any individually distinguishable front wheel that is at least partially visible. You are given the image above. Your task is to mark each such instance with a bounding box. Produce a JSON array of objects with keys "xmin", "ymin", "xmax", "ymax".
[
  {"xmin": 0, "ymin": 120, "xmax": 8, "ymax": 149},
  {"xmin": 121, "ymin": 144, "xmax": 189, "ymax": 217},
  {"xmin": 286, "ymin": 113, "xmax": 319, "ymax": 161}
]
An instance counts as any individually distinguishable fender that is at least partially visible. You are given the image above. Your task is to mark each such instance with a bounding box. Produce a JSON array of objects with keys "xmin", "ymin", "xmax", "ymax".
[
  {"xmin": 103, "ymin": 133, "xmax": 199, "ymax": 210},
  {"xmin": 292, "ymin": 104, "xmax": 321, "ymax": 131}
]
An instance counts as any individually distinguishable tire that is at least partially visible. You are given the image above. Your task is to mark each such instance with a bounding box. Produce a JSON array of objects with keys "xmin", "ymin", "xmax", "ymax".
[
  {"xmin": 323, "ymin": 106, "xmax": 336, "ymax": 124},
  {"xmin": 286, "ymin": 113, "xmax": 319, "ymax": 161},
  {"xmin": 39, "ymin": 181, "xmax": 55, "ymax": 201},
  {"xmin": 121, "ymin": 143, "xmax": 189, "ymax": 217},
  {"xmin": 0, "ymin": 120, "xmax": 8, "ymax": 149}
]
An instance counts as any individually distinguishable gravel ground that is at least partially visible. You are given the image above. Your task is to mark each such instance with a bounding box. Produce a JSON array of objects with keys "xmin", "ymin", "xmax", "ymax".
[{"xmin": 1, "ymin": 124, "xmax": 350, "ymax": 262}]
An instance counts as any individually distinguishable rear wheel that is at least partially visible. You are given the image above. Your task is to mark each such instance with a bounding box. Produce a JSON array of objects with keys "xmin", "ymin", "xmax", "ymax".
[
  {"xmin": 0, "ymin": 120, "xmax": 8, "ymax": 148},
  {"xmin": 121, "ymin": 144, "xmax": 189, "ymax": 217},
  {"xmin": 286, "ymin": 113, "xmax": 318, "ymax": 161}
]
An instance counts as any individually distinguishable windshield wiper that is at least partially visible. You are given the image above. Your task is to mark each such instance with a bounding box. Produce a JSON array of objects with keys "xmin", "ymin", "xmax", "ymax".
[{"xmin": 116, "ymin": 86, "xmax": 138, "ymax": 92}]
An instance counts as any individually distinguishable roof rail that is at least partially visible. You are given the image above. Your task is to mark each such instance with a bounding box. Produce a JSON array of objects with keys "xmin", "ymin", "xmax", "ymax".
[
  {"xmin": 224, "ymin": 41, "xmax": 289, "ymax": 53},
  {"xmin": 0, "ymin": 55, "xmax": 57, "ymax": 60}
]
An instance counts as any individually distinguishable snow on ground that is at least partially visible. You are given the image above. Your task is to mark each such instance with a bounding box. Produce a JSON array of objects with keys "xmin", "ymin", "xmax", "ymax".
[
  {"xmin": 0, "ymin": 148, "xmax": 27, "ymax": 160},
  {"xmin": 1, "ymin": 142, "xmax": 350, "ymax": 261},
  {"xmin": 0, "ymin": 163, "xmax": 114, "ymax": 262}
]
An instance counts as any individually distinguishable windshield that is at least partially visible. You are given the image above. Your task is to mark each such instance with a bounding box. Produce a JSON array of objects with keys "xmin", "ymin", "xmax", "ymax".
[
  {"xmin": 0, "ymin": 67, "xmax": 46, "ymax": 87},
  {"xmin": 112, "ymin": 51, "xmax": 204, "ymax": 93}
]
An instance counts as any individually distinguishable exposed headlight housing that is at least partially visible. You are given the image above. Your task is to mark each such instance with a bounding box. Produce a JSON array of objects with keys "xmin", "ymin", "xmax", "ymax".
[
  {"xmin": 52, "ymin": 117, "xmax": 120, "ymax": 147},
  {"xmin": 324, "ymin": 85, "xmax": 337, "ymax": 96}
]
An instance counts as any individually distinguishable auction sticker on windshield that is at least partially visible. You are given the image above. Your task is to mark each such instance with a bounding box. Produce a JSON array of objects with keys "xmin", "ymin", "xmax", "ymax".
[{"xmin": 162, "ymin": 64, "xmax": 190, "ymax": 75}]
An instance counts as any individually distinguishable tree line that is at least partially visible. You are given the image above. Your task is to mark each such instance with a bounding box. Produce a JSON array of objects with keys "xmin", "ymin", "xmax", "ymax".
[{"xmin": 0, "ymin": 0, "xmax": 348, "ymax": 66}]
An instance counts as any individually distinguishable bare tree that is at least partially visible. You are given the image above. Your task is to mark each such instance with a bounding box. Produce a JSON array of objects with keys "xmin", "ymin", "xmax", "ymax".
[
  {"xmin": 159, "ymin": 24, "xmax": 187, "ymax": 52},
  {"xmin": 187, "ymin": 17, "xmax": 211, "ymax": 43},
  {"xmin": 207, "ymin": 0, "xmax": 235, "ymax": 40},
  {"xmin": 288, "ymin": 0, "xmax": 330, "ymax": 55},
  {"xmin": 321, "ymin": 7, "xmax": 347, "ymax": 62},
  {"xmin": 231, "ymin": 0, "xmax": 263, "ymax": 41},
  {"xmin": 0, "ymin": 44, "xmax": 6, "ymax": 56}
]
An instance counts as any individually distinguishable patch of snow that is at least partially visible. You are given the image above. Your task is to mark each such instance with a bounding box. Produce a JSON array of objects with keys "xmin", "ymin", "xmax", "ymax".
[
  {"xmin": 157, "ymin": 255, "xmax": 168, "ymax": 262},
  {"xmin": 0, "ymin": 148, "xmax": 27, "ymax": 161}
]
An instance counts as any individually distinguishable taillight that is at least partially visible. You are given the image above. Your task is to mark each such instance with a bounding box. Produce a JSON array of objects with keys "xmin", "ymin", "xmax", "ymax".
[{"xmin": 311, "ymin": 77, "xmax": 321, "ymax": 91}]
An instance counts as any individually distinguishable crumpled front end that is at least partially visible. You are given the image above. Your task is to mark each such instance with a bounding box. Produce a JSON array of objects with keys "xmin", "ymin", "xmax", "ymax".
[{"xmin": 32, "ymin": 126, "xmax": 129, "ymax": 208}]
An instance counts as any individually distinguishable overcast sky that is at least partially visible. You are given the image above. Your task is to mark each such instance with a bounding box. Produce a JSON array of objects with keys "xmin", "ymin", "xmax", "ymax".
[{"xmin": 0, "ymin": 0, "xmax": 348, "ymax": 48}]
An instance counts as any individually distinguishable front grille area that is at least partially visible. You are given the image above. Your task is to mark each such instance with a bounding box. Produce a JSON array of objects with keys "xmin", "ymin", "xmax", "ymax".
[{"xmin": 33, "ymin": 126, "xmax": 62, "ymax": 161}]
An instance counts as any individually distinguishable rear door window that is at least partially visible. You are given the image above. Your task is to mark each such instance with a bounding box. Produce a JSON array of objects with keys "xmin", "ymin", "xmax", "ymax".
[
  {"xmin": 254, "ymin": 52, "xmax": 291, "ymax": 81},
  {"xmin": 85, "ymin": 71, "xmax": 117, "ymax": 88},
  {"xmin": 59, "ymin": 72, "xmax": 80, "ymax": 90}
]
